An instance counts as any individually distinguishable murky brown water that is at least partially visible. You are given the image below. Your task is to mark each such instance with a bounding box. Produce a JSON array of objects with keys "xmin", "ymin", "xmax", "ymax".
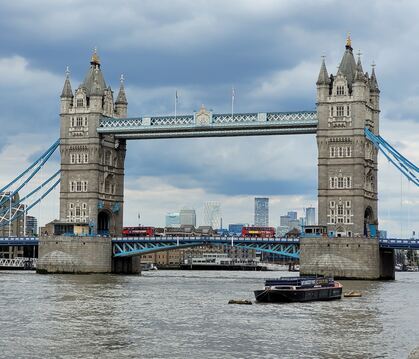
[{"xmin": 0, "ymin": 270, "xmax": 418, "ymax": 358}]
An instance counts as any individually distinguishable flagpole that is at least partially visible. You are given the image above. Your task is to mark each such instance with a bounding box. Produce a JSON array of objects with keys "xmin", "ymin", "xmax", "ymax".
[
  {"xmin": 175, "ymin": 90, "xmax": 177, "ymax": 121},
  {"xmin": 231, "ymin": 86, "xmax": 235, "ymax": 121}
]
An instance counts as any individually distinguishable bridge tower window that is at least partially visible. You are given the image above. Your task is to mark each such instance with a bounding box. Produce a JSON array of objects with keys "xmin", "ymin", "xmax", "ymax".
[{"xmin": 337, "ymin": 106, "xmax": 344, "ymax": 117}]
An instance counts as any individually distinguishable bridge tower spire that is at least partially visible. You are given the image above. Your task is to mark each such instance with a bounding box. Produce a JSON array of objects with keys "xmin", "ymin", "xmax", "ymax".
[
  {"xmin": 59, "ymin": 49, "xmax": 127, "ymax": 236},
  {"xmin": 316, "ymin": 36, "xmax": 380, "ymax": 237}
]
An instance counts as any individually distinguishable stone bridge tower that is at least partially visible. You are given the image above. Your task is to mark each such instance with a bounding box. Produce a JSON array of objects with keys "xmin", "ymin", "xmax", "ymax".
[
  {"xmin": 316, "ymin": 36, "xmax": 380, "ymax": 237},
  {"xmin": 59, "ymin": 50, "xmax": 127, "ymax": 236}
]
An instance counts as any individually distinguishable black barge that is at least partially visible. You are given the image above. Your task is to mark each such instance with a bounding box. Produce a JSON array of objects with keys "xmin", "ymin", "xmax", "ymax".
[{"xmin": 254, "ymin": 276, "xmax": 342, "ymax": 303}]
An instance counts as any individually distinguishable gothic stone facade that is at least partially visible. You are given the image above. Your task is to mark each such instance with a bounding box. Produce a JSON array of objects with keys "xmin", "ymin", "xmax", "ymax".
[
  {"xmin": 59, "ymin": 52, "xmax": 127, "ymax": 236},
  {"xmin": 316, "ymin": 38, "xmax": 380, "ymax": 237}
]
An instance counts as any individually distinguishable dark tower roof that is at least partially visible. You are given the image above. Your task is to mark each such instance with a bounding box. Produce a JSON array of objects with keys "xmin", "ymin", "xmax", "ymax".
[
  {"xmin": 316, "ymin": 58, "xmax": 330, "ymax": 85},
  {"xmin": 354, "ymin": 53, "xmax": 365, "ymax": 82},
  {"xmin": 116, "ymin": 75, "xmax": 128, "ymax": 104},
  {"xmin": 337, "ymin": 35, "xmax": 357, "ymax": 86},
  {"xmin": 370, "ymin": 66, "xmax": 379, "ymax": 92},
  {"xmin": 60, "ymin": 67, "xmax": 73, "ymax": 98},
  {"xmin": 81, "ymin": 49, "xmax": 107, "ymax": 96}
]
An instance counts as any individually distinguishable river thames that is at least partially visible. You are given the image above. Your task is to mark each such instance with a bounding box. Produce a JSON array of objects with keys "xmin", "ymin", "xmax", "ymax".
[{"xmin": 0, "ymin": 270, "xmax": 418, "ymax": 358}]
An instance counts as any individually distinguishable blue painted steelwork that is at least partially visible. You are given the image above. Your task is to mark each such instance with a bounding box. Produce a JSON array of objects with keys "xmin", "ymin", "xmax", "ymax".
[
  {"xmin": 0, "ymin": 178, "xmax": 61, "ymax": 228},
  {"xmin": 379, "ymin": 238, "xmax": 419, "ymax": 250},
  {"xmin": 0, "ymin": 139, "xmax": 60, "ymax": 208},
  {"xmin": 0, "ymin": 169, "xmax": 61, "ymax": 219},
  {"xmin": 0, "ymin": 139, "xmax": 60, "ymax": 194},
  {"xmin": 0, "ymin": 237, "xmax": 39, "ymax": 245},
  {"xmin": 365, "ymin": 128, "xmax": 419, "ymax": 186},
  {"xmin": 112, "ymin": 237, "xmax": 300, "ymax": 259},
  {"xmin": 97, "ymin": 111, "xmax": 318, "ymax": 139},
  {"xmin": 1, "ymin": 236, "xmax": 418, "ymax": 255}
]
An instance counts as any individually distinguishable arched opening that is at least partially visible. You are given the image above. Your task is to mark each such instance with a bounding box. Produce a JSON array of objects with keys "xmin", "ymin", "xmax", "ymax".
[
  {"xmin": 98, "ymin": 211, "xmax": 110, "ymax": 235},
  {"xmin": 364, "ymin": 206, "xmax": 374, "ymax": 237},
  {"xmin": 336, "ymin": 226, "xmax": 346, "ymax": 238}
]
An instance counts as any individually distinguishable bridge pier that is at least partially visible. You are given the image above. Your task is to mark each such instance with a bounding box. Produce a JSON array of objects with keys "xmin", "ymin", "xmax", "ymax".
[
  {"xmin": 112, "ymin": 256, "xmax": 141, "ymax": 274},
  {"xmin": 37, "ymin": 236, "xmax": 142, "ymax": 274},
  {"xmin": 37, "ymin": 236, "xmax": 112, "ymax": 274},
  {"xmin": 379, "ymin": 248, "xmax": 395, "ymax": 280},
  {"xmin": 300, "ymin": 236, "xmax": 394, "ymax": 280}
]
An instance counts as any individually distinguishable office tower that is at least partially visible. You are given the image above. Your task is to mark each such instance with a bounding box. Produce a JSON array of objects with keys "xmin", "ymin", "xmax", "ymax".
[
  {"xmin": 254, "ymin": 197, "xmax": 269, "ymax": 226},
  {"xmin": 203, "ymin": 201, "xmax": 221, "ymax": 229},
  {"xmin": 180, "ymin": 208, "xmax": 196, "ymax": 227},
  {"xmin": 305, "ymin": 207, "xmax": 316, "ymax": 225}
]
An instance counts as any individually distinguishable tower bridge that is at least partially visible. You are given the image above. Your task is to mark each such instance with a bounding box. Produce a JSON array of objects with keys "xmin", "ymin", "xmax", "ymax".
[
  {"xmin": 2, "ymin": 36, "xmax": 418, "ymax": 277},
  {"xmin": 58, "ymin": 37, "xmax": 380, "ymax": 240}
]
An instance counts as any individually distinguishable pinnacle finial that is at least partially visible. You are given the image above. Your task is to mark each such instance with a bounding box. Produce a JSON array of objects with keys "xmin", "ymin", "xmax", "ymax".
[
  {"xmin": 371, "ymin": 60, "xmax": 376, "ymax": 70},
  {"xmin": 120, "ymin": 74, "xmax": 124, "ymax": 84},
  {"xmin": 346, "ymin": 32, "xmax": 352, "ymax": 48},
  {"xmin": 65, "ymin": 66, "xmax": 70, "ymax": 78},
  {"xmin": 91, "ymin": 47, "xmax": 100, "ymax": 66}
]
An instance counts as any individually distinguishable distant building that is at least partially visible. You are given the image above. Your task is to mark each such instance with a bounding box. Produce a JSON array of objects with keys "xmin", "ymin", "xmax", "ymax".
[
  {"xmin": 305, "ymin": 207, "xmax": 316, "ymax": 226},
  {"xmin": 0, "ymin": 191, "xmax": 25, "ymax": 237},
  {"xmin": 180, "ymin": 208, "xmax": 196, "ymax": 227},
  {"xmin": 203, "ymin": 201, "xmax": 221, "ymax": 229},
  {"xmin": 287, "ymin": 211, "xmax": 297, "ymax": 220},
  {"xmin": 26, "ymin": 215, "xmax": 38, "ymax": 236},
  {"xmin": 276, "ymin": 226, "xmax": 289, "ymax": 237},
  {"xmin": 228, "ymin": 224, "xmax": 246, "ymax": 235},
  {"xmin": 379, "ymin": 230, "xmax": 388, "ymax": 239},
  {"xmin": 280, "ymin": 215, "xmax": 290, "ymax": 227},
  {"xmin": 254, "ymin": 197, "xmax": 269, "ymax": 226},
  {"xmin": 165, "ymin": 212, "xmax": 180, "ymax": 228},
  {"xmin": 289, "ymin": 219, "xmax": 300, "ymax": 231}
]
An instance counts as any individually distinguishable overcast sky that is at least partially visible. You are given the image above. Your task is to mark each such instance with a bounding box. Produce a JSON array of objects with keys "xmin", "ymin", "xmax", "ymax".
[{"xmin": 0, "ymin": 0, "xmax": 418, "ymax": 237}]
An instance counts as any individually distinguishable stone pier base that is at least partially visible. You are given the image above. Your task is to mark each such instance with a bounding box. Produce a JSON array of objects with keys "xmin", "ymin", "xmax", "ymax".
[
  {"xmin": 37, "ymin": 236, "xmax": 141, "ymax": 274},
  {"xmin": 300, "ymin": 236, "xmax": 394, "ymax": 280},
  {"xmin": 112, "ymin": 256, "xmax": 141, "ymax": 274}
]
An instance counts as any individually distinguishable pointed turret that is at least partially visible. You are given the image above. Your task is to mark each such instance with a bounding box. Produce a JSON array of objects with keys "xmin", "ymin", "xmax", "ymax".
[
  {"xmin": 337, "ymin": 34, "xmax": 357, "ymax": 88},
  {"xmin": 60, "ymin": 67, "xmax": 73, "ymax": 113},
  {"xmin": 370, "ymin": 65, "xmax": 379, "ymax": 93},
  {"xmin": 115, "ymin": 74, "xmax": 128, "ymax": 118},
  {"xmin": 116, "ymin": 75, "xmax": 128, "ymax": 104},
  {"xmin": 61, "ymin": 67, "xmax": 73, "ymax": 98},
  {"xmin": 316, "ymin": 58, "xmax": 330, "ymax": 86},
  {"xmin": 82, "ymin": 48, "xmax": 107, "ymax": 96},
  {"xmin": 354, "ymin": 52, "xmax": 365, "ymax": 82}
]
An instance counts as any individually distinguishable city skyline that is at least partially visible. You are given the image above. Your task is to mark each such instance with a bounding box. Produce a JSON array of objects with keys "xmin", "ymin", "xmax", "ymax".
[{"xmin": 0, "ymin": 1, "xmax": 418, "ymax": 237}]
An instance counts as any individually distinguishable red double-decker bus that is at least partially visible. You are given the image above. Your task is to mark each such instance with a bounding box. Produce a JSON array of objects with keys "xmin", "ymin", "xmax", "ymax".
[
  {"xmin": 241, "ymin": 226, "xmax": 275, "ymax": 238},
  {"xmin": 122, "ymin": 226, "xmax": 155, "ymax": 237}
]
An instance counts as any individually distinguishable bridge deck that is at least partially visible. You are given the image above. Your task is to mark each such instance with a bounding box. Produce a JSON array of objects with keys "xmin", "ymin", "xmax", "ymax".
[
  {"xmin": 0, "ymin": 237, "xmax": 417, "ymax": 250},
  {"xmin": 97, "ymin": 111, "xmax": 318, "ymax": 139}
]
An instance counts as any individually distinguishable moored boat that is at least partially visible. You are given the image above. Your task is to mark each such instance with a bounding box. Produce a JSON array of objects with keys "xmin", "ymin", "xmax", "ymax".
[{"xmin": 254, "ymin": 276, "xmax": 342, "ymax": 303}]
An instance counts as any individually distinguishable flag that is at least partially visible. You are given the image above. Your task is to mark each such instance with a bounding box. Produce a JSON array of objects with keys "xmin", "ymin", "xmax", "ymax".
[
  {"xmin": 175, "ymin": 90, "xmax": 179, "ymax": 104},
  {"xmin": 232, "ymin": 87, "xmax": 235, "ymax": 102}
]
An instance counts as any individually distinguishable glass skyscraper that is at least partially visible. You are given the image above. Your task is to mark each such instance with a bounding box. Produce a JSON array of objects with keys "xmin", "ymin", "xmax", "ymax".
[
  {"xmin": 254, "ymin": 197, "xmax": 269, "ymax": 227},
  {"xmin": 305, "ymin": 207, "xmax": 316, "ymax": 225}
]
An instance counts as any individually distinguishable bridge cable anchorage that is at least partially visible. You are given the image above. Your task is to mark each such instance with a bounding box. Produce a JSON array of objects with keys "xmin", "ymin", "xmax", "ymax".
[
  {"xmin": 365, "ymin": 128, "xmax": 419, "ymax": 186},
  {"xmin": 0, "ymin": 139, "xmax": 60, "ymax": 208}
]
